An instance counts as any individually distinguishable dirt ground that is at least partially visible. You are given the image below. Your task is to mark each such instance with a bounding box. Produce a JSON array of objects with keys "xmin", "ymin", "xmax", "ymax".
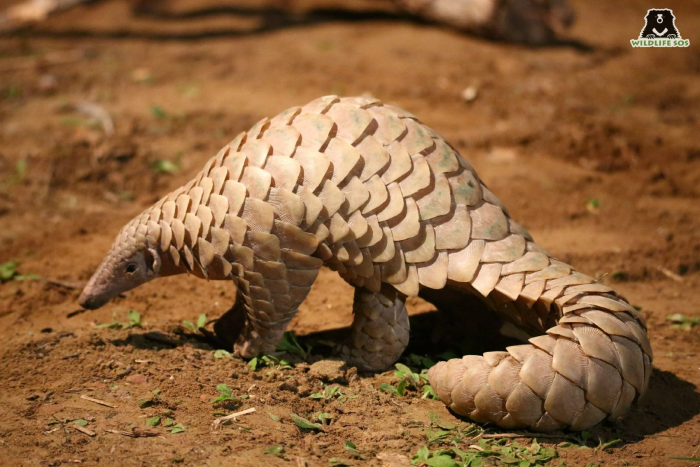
[{"xmin": 0, "ymin": 0, "xmax": 699, "ymax": 465}]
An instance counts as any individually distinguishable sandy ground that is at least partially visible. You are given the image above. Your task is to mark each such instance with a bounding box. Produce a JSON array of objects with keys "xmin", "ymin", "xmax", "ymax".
[{"xmin": 0, "ymin": 0, "xmax": 699, "ymax": 465}]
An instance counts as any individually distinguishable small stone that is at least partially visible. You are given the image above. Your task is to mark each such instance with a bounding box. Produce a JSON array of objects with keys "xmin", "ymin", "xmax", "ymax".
[
  {"xmin": 125, "ymin": 373, "xmax": 147, "ymax": 384},
  {"xmin": 461, "ymin": 86, "xmax": 478, "ymax": 102},
  {"xmin": 307, "ymin": 360, "xmax": 348, "ymax": 384}
]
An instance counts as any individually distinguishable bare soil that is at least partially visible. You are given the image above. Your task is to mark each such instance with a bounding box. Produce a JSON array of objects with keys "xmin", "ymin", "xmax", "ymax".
[{"xmin": 0, "ymin": 0, "xmax": 699, "ymax": 465}]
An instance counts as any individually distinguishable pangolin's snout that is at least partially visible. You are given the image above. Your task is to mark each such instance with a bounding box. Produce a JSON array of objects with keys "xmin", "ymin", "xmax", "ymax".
[{"xmin": 78, "ymin": 290, "xmax": 109, "ymax": 310}]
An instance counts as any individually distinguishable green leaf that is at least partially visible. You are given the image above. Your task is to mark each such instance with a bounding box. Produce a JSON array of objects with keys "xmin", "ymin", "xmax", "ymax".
[
  {"xmin": 214, "ymin": 349, "xmax": 231, "ymax": 359},
  {"xmin": 598, "ymin": 438, "xmax": 621, "ymax": 450},
  {"xmin": 169, "ymin": 423, "xmax": 185, "ymax": 434},
  {"xmin": 163, "ymin": 418, "xmax": 174, "ymax": 427},
  {"xmin": 146, "ymin": 416, "xmax": 161, "ymax": 426},
  {"xmin": 422, "ymin": 385, "xmax": 439, "ymax": 400},
  {"xmin": 413, "ymin": 446, "xmax": 430, "ymax": 463},
  {"xmin": 15, "ymin": 160, "xmax": 27, "ymax": 181},
  {"xmin": 291, "ymin": 413, "xmax": 322, "ymax": 431},
  {"xmin": 72, "ymin": 419, "xmax": 88, "ymax": 426},
  {"xmin": 248, "ymin": 357, "xmax": 259, "ymax": 371},
  {"xmin": 0, "ymin": 261, "xmax": 17, "ymax": 282},
  {"xmin": 196, "ymin": 313, "xmax": 207, "ymax": 329},
  {"xmin": 276, "ymin": 331, "xmax": 310, "ymax": 357},
  {"xmin": 395, "ymin": 363, "xmax": 412, "ymax": 377},
  {"xmin": 268, "ymin": 413, "xmax": 280, "ymax": 422},
  {"xmin": 314, "ymin": 412, "xmax": 333, "ymax": 424},
  {"xmin": 151, "ymin": 159, "xmax": 180, "ymax": 174},
  {"xmin": 396, "ymin": 379, "xmax": 407, "ymax": 396},
  {"xmin": 151, "ymin": 106, "xmax": 168, "ymax": 119},
  {"xmin": 344, "ymin": 440, "xmax": 362, "ymax": 456},
  {"xmin": 264, "ymin": 445, "xmax": 285, "ymax": 455},
  {"xmin": 182, "ymin": 320, "xmax": 196, "ymax": 333},
  {"xmin": 127, "ymin": 310, "xmax": 142, "ymax": 328},
  {"xmin": 379, "ymin": 383, "xmax": 400, "ymax": 396},
  {"xmin": 425, "ymin": 455, "xmax": 458, "ymax": 467}
]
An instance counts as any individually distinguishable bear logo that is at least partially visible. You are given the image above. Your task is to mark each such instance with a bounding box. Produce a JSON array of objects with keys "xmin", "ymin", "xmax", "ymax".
[{"xmin": 639, "ymin": 9, "xmax": 682, "ymax": 39}]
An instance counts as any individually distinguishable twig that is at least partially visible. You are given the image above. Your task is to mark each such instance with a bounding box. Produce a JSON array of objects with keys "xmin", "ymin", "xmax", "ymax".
[
  {"xmin": 80, "ymin": 394, "xmax": 117, "ymax": 408},
  {"xmin": 106, "ymin": 428, "xmax": 159, "ymax": 438},
  {"xmin": 212, "ymin": 407, "xmax": 256, "ymax": 429},
  {"xmin": 656, "ymin": 266, "xmax": 683, "ymax": 282},
  {"xmin": 295, "ymin": 456, "xmax": 307, "ymax": 467},
  {"xmin": 73, "ymin": 425, "xmax": 96, "ymax": 437},
  {"xmin": 69, "ymin": 102, "xmax": 115, "ymax": 136}
]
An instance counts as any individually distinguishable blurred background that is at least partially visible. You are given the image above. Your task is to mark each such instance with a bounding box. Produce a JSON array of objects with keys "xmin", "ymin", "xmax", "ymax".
[{"xmin": 0, "ymin": 0, "xmax": 699, "ymax": 465}]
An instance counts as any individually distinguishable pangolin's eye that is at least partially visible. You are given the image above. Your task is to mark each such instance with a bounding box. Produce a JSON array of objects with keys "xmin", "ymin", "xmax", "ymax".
[{"xmin": 126, "ymin": 264, "xmax": 137, "ymax": 274}]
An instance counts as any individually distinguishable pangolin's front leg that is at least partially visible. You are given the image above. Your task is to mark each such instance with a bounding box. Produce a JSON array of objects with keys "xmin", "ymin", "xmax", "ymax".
[
  {"xmin": 232, "ymin": 257, "xmax": 322, "ymax": 357},
  {"xmin": 338, "ymin": 285, "xmax": 410, "ymax": 371}
]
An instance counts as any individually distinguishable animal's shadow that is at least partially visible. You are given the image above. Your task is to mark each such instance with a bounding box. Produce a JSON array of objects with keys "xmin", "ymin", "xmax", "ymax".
[
  {"xmin": 111, "ymin": 308, "xmax": 699, "ymax": 443},
  {"xmin": 301, "ymin": 312, "xmax": 700, "ymax": 445},
  {"xmin": 3, "ymin": 2, "xmax": 593, "ymax": 51}
]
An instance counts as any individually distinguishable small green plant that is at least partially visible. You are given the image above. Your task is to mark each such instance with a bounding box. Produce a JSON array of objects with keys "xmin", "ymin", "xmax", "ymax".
[
  {"xmin": 247, "ymin": 355, "xmax": 292, "ymax": 372},
  {"xmin": 268, "ymin": 413, "xmax": 280, "ymax": 422},
  {"xmin": 667, "ymin": 313, "xmax": 699, "ymax": 330},
  {"xmin": 138, "ymin": 389, "xmax": 162, "ymax": 408},
  {"xmin": 586, "ymin": 198, "xmax": 600, "ymax": 213},
  {"xmin": 411, "ymin": 438, "xmax": 558, "ymax": 467},
  {"xmin": 379, "ymin": 381, "xmax": 406, "ymax": 397},
  {"xmin": 312, "ymin": 412, "xmax": 333, "ymax": 426},
  {"xmin": 276, "ymin": 331, "xmax": 312, "ymax": 358},
  {"xmin": 0, "ymin": 262, "xmax": 18, "ymax": 282},
  {"xmin": 264, "ymin": 445, "xmax": 285, "ymax": 456},
  {"xmin": 214, "ymin": 349, "xmax": 231, "ymax": 359},
  {"xmin": 72, "ymin": 419, "xmax": 88, "ymax": 427},
  {"xmin": 183, "ymin": 313, "xmax": 207, "ymax": 333},
  {"xmin": 211, "ymin": 384, "xmax": 238, "ymax": 405},
  {"xmin": 291, "ymin": 413, "xmax": 323, "ymax": 431},
  {"xmin": 0, "ymin": 261, "xmax": 38, "ymax": 283},
  {"xmin": 309, "ymin": 385, "xmax": 343, "ymax": 400},
  {"xmin": 146, "ymin": 416, "xmax": 161, "ymax": 427},
  {"xmin": 151, "ymin": 106, "xmax": 168, "ymax": 119},
  {"xmin": 95, "ymin": 310, "xmax": 142, "ymax": 330},
  {"xmin": 380, "ymin": 362, "xmax": 436, "ymax": 398},
  {"xmin": 422, "ymin": 385, "xmax": 438, "ymax": 400},
  {"xmin": 14, "ymin": 160, "xmax": 27, "ymax": 181},
  {"xmin": 151, "ymin": 152, "xmax": 183, "ymax": 174},
  {"xmin": 343, "ymin": 441, "xmax": 367, "ymax": 460},
  {"xmin": 169, "ymin": 423, "xmax": 185, "ymax": 434}
]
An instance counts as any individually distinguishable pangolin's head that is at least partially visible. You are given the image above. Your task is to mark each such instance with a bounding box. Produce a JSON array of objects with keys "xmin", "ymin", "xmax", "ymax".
[{"xmin": 79, "ymin": 225, "xmax": 162, "ymax": 310}]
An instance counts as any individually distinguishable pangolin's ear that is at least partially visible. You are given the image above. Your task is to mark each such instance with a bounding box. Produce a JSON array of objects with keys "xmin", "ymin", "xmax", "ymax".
[{"xmin": 145, "ymin": 248, "xmax": 161, "ymax": 275}]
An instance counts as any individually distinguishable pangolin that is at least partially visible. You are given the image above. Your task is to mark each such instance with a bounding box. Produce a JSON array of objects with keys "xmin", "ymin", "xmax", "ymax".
[{"xmin": 79, "ymin": 95, "xmax": 651, "ymax": 431}]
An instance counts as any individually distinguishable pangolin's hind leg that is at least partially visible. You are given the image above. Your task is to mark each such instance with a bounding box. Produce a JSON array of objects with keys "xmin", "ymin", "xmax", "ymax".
[{"xmin": 338, "ymin": 284, "xmax": 410, "ymax": 371}]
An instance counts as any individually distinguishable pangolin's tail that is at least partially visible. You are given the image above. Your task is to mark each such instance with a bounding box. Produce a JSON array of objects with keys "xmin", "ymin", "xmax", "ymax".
[{"xmin": 427, "ymin": 240, "xmax": 652, "ymax": 431}]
